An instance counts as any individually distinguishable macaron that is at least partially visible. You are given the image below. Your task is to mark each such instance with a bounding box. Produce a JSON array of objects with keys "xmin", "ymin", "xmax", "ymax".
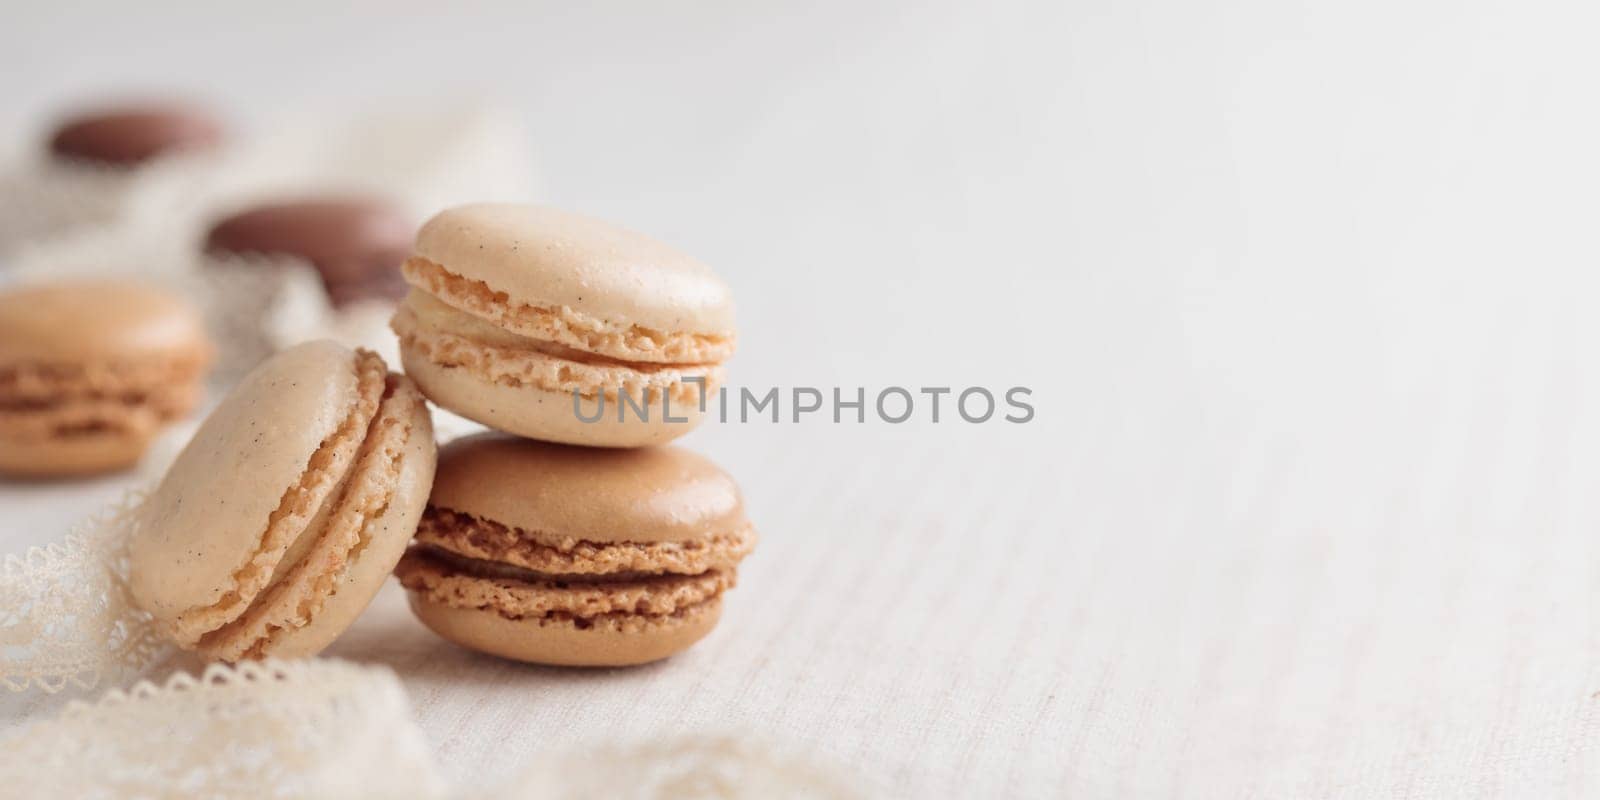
[
  {"xmin": 394, "ymin": 434, "xmax": 756, "ymax": 666},
  {"xmin": 391, "ymin": 203, "xmax": 736, "ymax": 447},
  {"xmin": 0, "ymin": 281, "xmax": 212, "ymax": 478},
  {"xmin": 128, "ymin": 340, "xmax": 436, "ymax": 661},
  {"xmin": 203, "ymin": 199, "xmax": 416, "ymax": 307},
  {"xmin": 48, "ymin": 104, "xmax": 223, "ymax": 167}
]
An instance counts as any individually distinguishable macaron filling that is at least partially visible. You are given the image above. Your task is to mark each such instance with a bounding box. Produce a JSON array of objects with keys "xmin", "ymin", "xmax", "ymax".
[
  {"xmin": 401, "ymin": 257, "xmax": 735, "ymax": 364},
  {"xmin": 412, "ymin": 507, "xmax": 756, "ymax": 577},
  {"xmin": 1, "ymin": 355, "xmax": 210, "ymax": 403},
  {"xmin": 395, "ymin": 505, "xmax": 747, "ymax": 634},
  {"xmin": 0, "ymin": 383, "xmax": 199, "ymax": 442},
  {"xmin": 398, "ymin": 545, "xmax": 732, "ymax": 623},
  {"xmin": 167, "ymin": 350, "xmax": 386, "ymax": 648},
  {"xmin": 0, "ymin": 355, "xmax": 208, "ymax": 444},
  {"xmin": 197, "ymin": 374, "xmax": 424, "ymax": 660}
]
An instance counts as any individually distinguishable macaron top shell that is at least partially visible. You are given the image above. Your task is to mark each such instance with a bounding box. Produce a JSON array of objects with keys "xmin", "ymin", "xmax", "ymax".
[
  {"xmin": 49, "ymin": 105, "xmax": 222, "ymax": 166},
  {"xmin": 430, "ymin": 433, "xmax": 746, "ymax": 543},
  {"xmin": 0, "ymin": 281, "xmax": 208, "ymax": 366},
  {"xmin": 412, "ymin": 203, "xmax": 735, "ymax": 336},
  {"xmin": 130, "ymin": 340, "xmax": 362, "ymax": 621}
]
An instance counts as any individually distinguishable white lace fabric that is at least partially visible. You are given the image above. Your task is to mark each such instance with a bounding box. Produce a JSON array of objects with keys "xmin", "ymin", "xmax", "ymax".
[
  {"xmin": 0, "ymin": 492, "xmax": 167, "ymax": 693},
  {"xmin": 0, "ymin": 651, "xmax": 854, "ymax": 799},
  {"xmin": 0, "ymin": 495, "xmax": 852, "ymax": 798},
  {"xmin": 0, "ymin": 659, "xmax": 446, "ymax": 799}
]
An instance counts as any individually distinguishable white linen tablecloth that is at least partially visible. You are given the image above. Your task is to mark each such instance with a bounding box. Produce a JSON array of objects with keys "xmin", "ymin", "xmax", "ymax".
[{"xmin": 7, "ymin": 1, "xmax": 1600, "ymax": 796}]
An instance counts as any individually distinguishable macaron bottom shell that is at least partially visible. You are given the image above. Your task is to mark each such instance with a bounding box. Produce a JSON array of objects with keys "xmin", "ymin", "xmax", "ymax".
[
  {"xmin": 0, "ymin": 428, "xmax": 152, "ymax": 478},
  {"xmin": 0, "ymin": 367, "xmax": 204, "ymax": 479},
  {"xmin": 399, "ymin": 344, "xmax": 709, "ymax": 448},
  {"xmin": 404, "ymin": 587, "xmax": 724, "ymax": 668},
  {"xmin": 395, "ymin": 539, "xmax": 734, "ymax": 667}
]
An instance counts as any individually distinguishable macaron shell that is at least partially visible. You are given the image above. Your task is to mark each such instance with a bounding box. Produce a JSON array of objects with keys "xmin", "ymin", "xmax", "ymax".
[
  {"xmin": 0, "ymin": 429, "xmax": 150, "ymax": 478},
  {"xmin": 0, "ymin": 381, "xmax": 200, "ymax": 439},
  {"xmin": 1, "ymin": 358, "xmax": 208, "ymax": 407},
  {"xmin": 400, "ymin": 343, "xmax": 708, "ymax": 448},
  {"xmin": 0, "ymin": 389, "xmax": 194, "ymax": 479},
  {"xmin": 49, "ymin": 106, "xmax": 222, "ymax": 166},
  {"xmin": 426, "ymin": 433, "xmax": 746, "ymax": 544},
  {"xmin": 392, "ymin": 295, "xmax": 720, "ymax": 423},
  {"xmin": 129, "ymin": 341, "xmax": 363, "ymax": 625},
  {"xmin": 263, "ymin": 384, "xmax": 436, "ymax": 658},
  {"xmin": 0, "ymin": 281, "xmax": 210, "ymax": 366},
  {"xmin": 402, "ymin": 257, "xmax": 734, "ymax": 366},
  {"xmin": 412, "ymin": 203, "xmax": 735, "ymax": 337},
  {"xmin": 203, "ymin": 199, "xmax": 415, "ymax": 306},
  {"xmin": 408, "ymin": 591, "xmax": 723, "ymax": 667}
]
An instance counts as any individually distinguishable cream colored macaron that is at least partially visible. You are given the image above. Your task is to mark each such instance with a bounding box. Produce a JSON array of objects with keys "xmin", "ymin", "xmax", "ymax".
[
  {"xmin": 0, "ymin": 280, "xmax": 212, "ymax": 478},
  {"xmin": 129, "ymin": 340, "xmax": 436, "ymax": 661},
  {"xmin": 391, "ymin": 203, "xmax": 735, "ymax": 447},
  {"xmin": 395, "ymin": 433, "xmax": 756, "ymax": 666}
]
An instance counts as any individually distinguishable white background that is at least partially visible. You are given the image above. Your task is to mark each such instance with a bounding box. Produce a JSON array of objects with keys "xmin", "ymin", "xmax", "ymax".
[{"xmin": 6, "ymin": 1, "xmax": 1600, "ymax": 796}]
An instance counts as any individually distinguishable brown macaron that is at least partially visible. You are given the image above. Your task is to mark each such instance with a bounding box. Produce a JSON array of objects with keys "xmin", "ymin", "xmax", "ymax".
[
  {"xmin": 203, "ymin": 199, "xmax": 415, "ymax": 307},
  {"xmin": 395, "ymin": 434, "xmax": 757, "ymax": 667},
  {"xmin": 0, "ymin": 281, "xmax": 212, "ymax": 478},
  {"xmin": 48, "ymin": 104, "xmax": 223, "ymax": 167}
]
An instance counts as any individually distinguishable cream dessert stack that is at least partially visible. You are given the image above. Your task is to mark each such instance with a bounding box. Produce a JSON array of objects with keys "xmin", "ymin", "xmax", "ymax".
[{"xmin": 390, "ymin": 203, "xmax": 755, "ymax": 666}]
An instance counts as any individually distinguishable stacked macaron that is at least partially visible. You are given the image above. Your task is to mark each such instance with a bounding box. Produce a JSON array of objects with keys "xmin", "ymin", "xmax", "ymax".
[{"xmin": 391, "ymin": 203, "xmax": 755, "ymax": 666}]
